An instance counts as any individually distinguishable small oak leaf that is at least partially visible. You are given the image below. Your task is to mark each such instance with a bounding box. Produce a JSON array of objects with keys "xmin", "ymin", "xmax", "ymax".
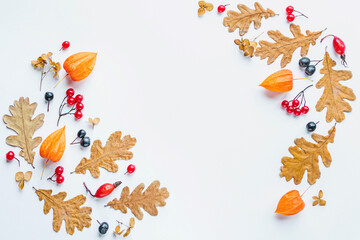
[
  {"xmin": 74, "ymin": 131, "xmax": 136, "ymax": 178},
  {"xmin": 88, "ymin": 117, "xmax": 100, "ymax": 128},
  {"xmin": 316, "ymin": 52, "xmax": 356, "ymax": 123},
  {"xmin": 3, "ymin": 97, "xmax": 44, "ymax": 167},
  {"xmin": 34, "ymin": 188, "xmax": 92, "ymax": 235},
  {"xmin": 280, "ymin": 126, "xmax": 336, "ymax": 185},
  {"xmin": 255, "ymin": 24, "xmax": 323, "ymax": 68},
  {"xmin": 223, "ymin": 2, "xmax": 276, "ymax": 36},
  {"xmin": 106, "ymin": 180, "xmax": 169, "ymax": 220}
]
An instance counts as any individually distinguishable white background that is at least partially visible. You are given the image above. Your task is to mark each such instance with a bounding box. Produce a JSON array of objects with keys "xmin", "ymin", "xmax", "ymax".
[{"xmin": 0, "ymin": 0, "xmax": 360, "ymax": 239}]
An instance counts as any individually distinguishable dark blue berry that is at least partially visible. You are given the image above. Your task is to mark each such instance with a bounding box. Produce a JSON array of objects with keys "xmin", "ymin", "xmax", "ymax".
[
  {"xmin": 80, "ymin": 137, "xmax": 91, "ymax": 147},
  {"xmin": 98, "ymin": 222, "xmax": 109, "ymax": 234},
  {"xmin": 305, "ymin": 65, "xmax": 316, "ymax": 76},
  {"xmin": 77, "ymin": 129, "xmax": 86, "ymax": 138},
  {"xmin": 306, "ymin": 122, "xmax": 317, "ymax": 132},
  {"xmin": 299, "ymin": 57, "xmax": 310, "ymax": 68},
  {"xmin": 45, "ymin": 92, "xmax": 54, "ymax": 101}
]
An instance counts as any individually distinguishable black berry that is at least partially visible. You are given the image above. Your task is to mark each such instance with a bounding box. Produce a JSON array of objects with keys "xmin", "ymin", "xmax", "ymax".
[
  {"xmin": 98, "ymin": 222, "xmax": 109, "ymax": 234},
  {"xmin": 45, "ymin": 92, "xmax": 54, "ymax": 101},
  {"xmin": 306, "ymin": 122, "xmax": 317, "ymax": 132},
  {"xmin": 80, "ymin": 137, "xmax": 91, "ymax": 147},
  {"xmin": 77, "ymin": 129, "xmax": 86, "ymax": 138},
  {"xmin": 305, "ymin": 65, "xmax": 316, "ymax": 76},
  {"xmin": 299, "ymin": 57, "xmax": 310, "ymax": 68}
]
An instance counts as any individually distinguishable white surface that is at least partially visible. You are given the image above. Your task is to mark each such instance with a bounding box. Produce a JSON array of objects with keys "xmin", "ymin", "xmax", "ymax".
[{"xmin": 0, "ymin": 0, "xmax": 360, "ymax": 239}]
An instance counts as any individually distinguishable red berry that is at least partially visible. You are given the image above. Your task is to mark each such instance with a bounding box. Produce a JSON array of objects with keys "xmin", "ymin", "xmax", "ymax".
[
  {"xmin": 217, "ymin": 5, "xmax": 226, "ymax": 13},
  {"xmin": 287, "ymin": 14, "xmax": 295, "ymax": 22},
  {"xmin": 6, "ymin": 151, "xmax": 15, "ymax": 160},
  {"xmin": 67, "ymin": 97, "xmax": 75, "ymax": 105},
  {"xmin": 76, "ymin": 102, "xmax": 84, "ymax": 111},
  {"xmin": 294, "ymin": 108, "xmax": 301, "ymax": 116},
  {"xmin": 62, "ymin": 41, "xmax": 70, "ymax": 49},
  {"xmin": 74, "ymin": 110, "xmax": 83, "ymax": 119},
  {"xmin": 301, "ymin": 106, "xmax": 309, "ymax": 114},
  {"xmin": 55, "ymin": 166, "xmax": 64, "ymax": 175},
  {"xmin": 286, "ymin": 6, "xmax": 294, "ymax": 14},
  {"xmin": 75, "ymin": 94, "xmax": 83, "ymax": 103},
  {"xmin": 56, "ymin": 175, "xmax": 64, "ymax": 184},
  {"xmin": 292, "ymin": 100, "xmax": 300, "ymax": 107},
  {"xmin": 281, "ymin": 100, "xmax": 289, "ymax": 108},
  {"xmin": 286, "ymin": 106, "xmax": 294, "ymax": 113},
  {"xmin": 127, "ymin": 164, "xmax": 135, "ymax": 174},
  {"xmin": 333, "ymin": 37, "xmax": 346, "ymax": 55},
  {"xmin": 66, "ymin": 88, "xmax": 75, "ymax": 97}
]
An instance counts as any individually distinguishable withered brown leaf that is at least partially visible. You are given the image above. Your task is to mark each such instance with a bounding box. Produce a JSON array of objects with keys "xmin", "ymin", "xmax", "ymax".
[
  {"xmin": 74, "ymin": 131, "xmax": 136, "ymax": 178},
  {"xmin": 198, "ymin": 1, "xmax": 213, "ymax": 16},
  {"xmin": 106, "ymin": 180, "xmax": 169, "ymax": 220},
  {"xmin": 255, "ymin": 24, "xmax": 323, "ymax": 68},
  {"xmin": 234, "ymin": 38, "xmax": 257, "ymax": 57},
  {"xmin": 316, "ymin": 52, "xmax": 356, "ymax": 122},
  {"xmin": 3, "ymin": 97, "xmax": 45, "ymax": 168},
  {"xmin": 15, "ymin": 171, "xmax": 32, "ymax": 190},
  {"xmin": 223, "ymin": 2, "xmax": 276, "ymax": 36},
  {"xmin": 313, "ymin": 190, "xmax": 326, "ymax": 206},
  {"xmin": 280, "ymin": 126, "xmax": 336, "ymax": 185},
  {"xmin": 34, "ymin": 188, "xmax": 92, "ymax": 235}
]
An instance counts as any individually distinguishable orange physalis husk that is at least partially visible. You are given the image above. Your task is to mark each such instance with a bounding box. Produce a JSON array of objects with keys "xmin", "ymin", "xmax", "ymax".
[
  {"xmin": 260, "ymin": 69, "xmax": 311, "ymax": 93},
  {"xmin": 275, "ymin": 190, "xmax": 305, "ymax": 216},
  {"xmin": 39, "ymin": 126, "xmax": 66, "ymax": 179},
  {"xmin": 54, "ymin": 52, "xmax": 97, "ymax": 87}
]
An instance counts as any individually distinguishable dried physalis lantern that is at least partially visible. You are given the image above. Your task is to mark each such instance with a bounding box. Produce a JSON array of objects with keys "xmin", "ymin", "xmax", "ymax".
[
  {"xmin": 260, "ymin": 69, "xmax": 311, "ymax": 93},
  {"xmin": 15, "ymin": 171, "xmax": 32, "ymax": 190},
  {"xmin": 40, "ymin": 126, "xmax": 66, "ymax": 179},
  {"xmin": 275, "ymin": 190, "xmax": 305, "ymax": 216},
  {"xmin": 55, "ymin": 52, "xmax": 97, "ymax": 87}
]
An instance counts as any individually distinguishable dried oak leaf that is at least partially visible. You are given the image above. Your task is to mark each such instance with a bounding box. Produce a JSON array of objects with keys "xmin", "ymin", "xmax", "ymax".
[
  {"xmin": 223, "ymin": 2, "xmax": 276, "ymax": 36},
  {"xmin": 74, "ymin": 131, "xmax": 136, "ymax": 178},
  {"xmin": 15, "ymin": 171, "xmax": 32, "ymax": 190},
  {"xmin": 280, "ymin": 126, "xmax": 336, "ymax": 185},
  {"xmin": 34, "ymin": 188, "xmax": 92, "ymax": 235},
  {"xmin": 255, "ymin": 24, "xmax": 323, "ymax": 68},
  {"xmin": 106, "ymin": 180, "xmax": 169, "ymax": 220},
  {"xmin": 316, "ymin": 52, "xmax": 356, "ymax": 123},
  {"xmin": 3, "ymin": 97, "xmax": 45, "ymax": 167}
]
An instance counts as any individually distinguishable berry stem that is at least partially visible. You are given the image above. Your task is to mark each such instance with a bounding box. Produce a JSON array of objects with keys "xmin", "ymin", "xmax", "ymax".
[
  {"xmin": 320, "ymin": 34, "xmax": 336, "ymax": 43},
  {"xmin": 293, "ymin": 10, "xmax": 308, "ymax": 18},
  {"xmin": 14, "ymin": 157, "xmax": 20, "ymax": 167},
  {"xmin": 47, "ymin": 173, "xmax": 56, "ymax": 182},
  {"xmin": 83, "ymin": 182, "xmax": 95, "ymax": 197},
  {"xmin": 116, "ymin": 220, "xmax": 130, "ymax": 228}
]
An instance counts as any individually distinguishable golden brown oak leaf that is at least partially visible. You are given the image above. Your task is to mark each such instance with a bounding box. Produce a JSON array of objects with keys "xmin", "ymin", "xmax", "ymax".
[
  {"xmin": 316, "ymin": 52, "xmax": 356, "ymax": 122},
  {"xmin": 106, "ymin": 180, "xmax": 169, "ymax": 220},
  {"xmin": 34, "ymin": 188, "xmax": 92, "ymax": 235},
  {"xmin": 3, "ymin": 97, "xmax": 44, "ymax": 167},
  {"xmin": 75, "ymin": 131, "xmax": 136, "ymax": 178},
  {"xmin": 280, "ymin": 126, "xmax": 336, "ymax": 185},
  {"xmin": 255, "ymin": 24, "xmax": 323, "ymax": 68},
  {"xmin": 223, "ymin": 2, "xmax": 276, "ymax": 36}
]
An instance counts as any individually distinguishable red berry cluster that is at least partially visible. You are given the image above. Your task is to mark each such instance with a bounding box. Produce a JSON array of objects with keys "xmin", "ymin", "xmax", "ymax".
[
  {"xmin": 57, "ymin": 88, "xmax": 84, "ymax": 126},
  {"xmin": 48, "ymin": 166, "xmax": 65, "ymax": 184},
  {"xmin": 281, "ymin": 85, "xmax": 312, "ymax": 116},
  {"xmin": 285, "ymin": 6, "xmax": 308, "ymax": 22}
]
